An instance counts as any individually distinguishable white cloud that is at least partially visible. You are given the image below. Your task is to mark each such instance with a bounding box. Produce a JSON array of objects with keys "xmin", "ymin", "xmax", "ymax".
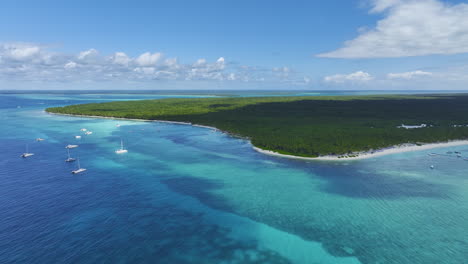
[
  {"xmin": 135, "ymin": 52, "xmax": 162, "ymax": 66},
  {"xmin": 0, "ymin": 43, "xmax": 51, "ymax": 64},
  {"xmin": 193, "ymin": 58, "xmax": 207, "ymax": 67},
  {"xmin": 324, "ymin": 71, "xmax": 373, "ymax": 83},
  {"xmin": 8, "ymin": 45, "xmax": 40, "ymax": 61},
  {"xmin": 369, "ymin": 0, "xmax": 401, "ymax": 13},
  {"xmin": 318, "ymin": 0, "xmax": 468, "ymax": 58},
  {"xmin": 77, "ymin": 49, "xmax": 99, "ymax": 61},
  {"xmin": 0, "ymin": 42, "xmax": 308, "ymax": 85},
  {"xmin": 110, "ymin": 52, "xmax": 131, "ymax": 66},
  {"xmin": 387, "ymin": 70, "xmax": 432, "ymax": 79},
  {"xmin": 64, "ymin": 61, "xmax": 77, "ymax": 69}
]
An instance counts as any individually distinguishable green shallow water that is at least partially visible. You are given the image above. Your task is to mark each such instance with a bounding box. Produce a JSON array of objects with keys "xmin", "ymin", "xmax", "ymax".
[{"xmin": 1, "ymin": 93, "xmax": 468, "ymax": 264}]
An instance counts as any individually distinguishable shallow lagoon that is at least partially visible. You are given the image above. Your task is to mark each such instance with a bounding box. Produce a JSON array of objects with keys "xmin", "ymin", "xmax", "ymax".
[{"xmin": 1, "ymin": 92, "xmax": 467, "ymax": 264}]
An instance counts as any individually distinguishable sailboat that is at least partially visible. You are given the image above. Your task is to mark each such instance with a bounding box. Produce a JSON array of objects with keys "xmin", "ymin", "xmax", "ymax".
[
  {"xmin": 65, "ymin": 148, "xmax": 76, "ymax": 162},
  {"xmin": 66, "ymin": 144, "xmax": 79, "ymax": 149},
  {"xmin": 71, "ymin": 158, "xmax": 86, "ymax": 174},
  {"xmin": 115, "ymin": 139, "xmax": 128, "ymax": 154},
  {"xmin": 21, "ymin": 144, "xmax": 34, "ymax": 158}
]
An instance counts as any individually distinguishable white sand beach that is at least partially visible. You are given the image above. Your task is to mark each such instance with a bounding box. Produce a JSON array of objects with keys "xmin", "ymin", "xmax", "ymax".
[{"xmin": 253, "ymin": 141, "xmax": 468, "ymax": 161}]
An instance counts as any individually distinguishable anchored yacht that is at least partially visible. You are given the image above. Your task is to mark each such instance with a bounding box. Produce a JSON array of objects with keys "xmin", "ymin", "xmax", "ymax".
[
  {"xmin": 21, "ymin": 144, "xmax": 34, "ymax": 158},
  {"xmin": 115, "ymin": 139, "xmax": 128, "ymax": 154},
  {"xmin": 71, "ymin": 158, "xmax": 86, "ymax": 174},
  {"xmin": 65, "ymin": 148, "xmax": 76, "ymax": 162}
]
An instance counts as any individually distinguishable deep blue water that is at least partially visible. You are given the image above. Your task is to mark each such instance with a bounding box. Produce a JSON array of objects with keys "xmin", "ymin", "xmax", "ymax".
[{"xmin": 1, "ymin": 92, "xmax": 468, "ymax": 264}]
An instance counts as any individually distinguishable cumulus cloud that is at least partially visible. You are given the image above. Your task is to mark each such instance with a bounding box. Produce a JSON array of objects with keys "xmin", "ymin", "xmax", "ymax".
[
  {"xmin": 0, "ymin": 42, "xmax": 305, "ymax": 85},
  {"xmin": 135, "ymin": 52, "xmax": 162, "ymax": 66},
  {"xmin": 77, "ymin": 49, "xmax": 100, "ymax": 64},
  {"xmin": 324, "ymin": 71, "xmax": 373, "ymax": 83},
  {"xmin": 0, "ymin": 43, "xmax": 55, "ymax": 64},
  {"xmin": 318, "ymin": 0, "xmax": 468, "ymax": 58},
  {"xmin": 110, "ymin": 52, "xmax": 131, "ymax": 66},
  {"xmin": 387, "ymin": 70, "xmax": 432, "ymax": 79}
]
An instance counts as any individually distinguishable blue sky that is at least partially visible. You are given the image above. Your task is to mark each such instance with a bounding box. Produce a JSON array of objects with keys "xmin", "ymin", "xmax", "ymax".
[{"xmin": 1, "ymin": 0, "xmax": 468, "ymax": 90}]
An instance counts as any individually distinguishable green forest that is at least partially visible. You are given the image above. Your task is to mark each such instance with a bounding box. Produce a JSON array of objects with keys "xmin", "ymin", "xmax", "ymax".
[{"xmin": 46, "ymin": 94, "xmax": 468, "ymax": 158}]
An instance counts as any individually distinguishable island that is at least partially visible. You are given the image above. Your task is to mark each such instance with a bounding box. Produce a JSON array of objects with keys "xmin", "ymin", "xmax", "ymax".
[{"xmin": 46, "ymin": 94, "xmax": 468, "ymax": 160}]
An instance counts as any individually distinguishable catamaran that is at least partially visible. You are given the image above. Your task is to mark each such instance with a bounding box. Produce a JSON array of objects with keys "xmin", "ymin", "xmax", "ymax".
[
  {"xmin": 85, "ymin": 131, "xmax": 93, "ymax": 135},
  {"xmin": 21, "ymin": 144, "xmax": 34, "ymax": 158},
  {"xmin": 65, "ymin": 148, "xmax": 76, "ymax": 162},
  {"xmin": 66, "ymin": 144, "xmax": 79, "ymax": 149},
  {"xmin": 71, "ymin": 158, "xmax": 86, "ymax": 174},
  {"xmin": 115, "ymin": 139, "xmax": 128, "ymax": 154},
  {"xmin": 80, "ymin": 128, "xmax": 87, "ymax": 132}
]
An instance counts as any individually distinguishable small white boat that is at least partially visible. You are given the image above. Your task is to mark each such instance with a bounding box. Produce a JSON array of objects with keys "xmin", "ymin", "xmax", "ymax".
[
  {"xmin": 65, "ymin": 144, "xmax": 79, "ymax": 149},
  {"xmin": 36, "ymin": 138, "xmax": 45, "ymax": 142},
  {"xmin": 116, "ymin": 124, "xmax": 121, "ymax": 127},
  {"xmin": 85, "ymin": 131, "xmax": 93, "ymax": 135},
  {"xmin": 430, "ymin": 165, "xmax": 435, "ymax": 169},
  {"xmin": 80, "ymin": 128, "xmax": 87, "ymax": 132},
  {"xmin": 65, "ymin": 148, "xmax": 76, "ymax": 162},
  {"xmin": 75, "ymin": 136, "xmax": 82, "ymax": 139},
  {"xmin": 115, "ymin": 139, "xmax": 128, "ymax": 154},
  {"xmin": 21, "ymin": 144, "xmax": 34, "ymax": 158},
  {"xmin": 71, "ymin": 158, "xmax": 86, "ymax": 174}
]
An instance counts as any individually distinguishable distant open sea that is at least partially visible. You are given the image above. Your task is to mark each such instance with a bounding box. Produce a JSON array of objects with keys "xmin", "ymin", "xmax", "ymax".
[{"xmin": 1, "ymin": 90, "xmax": 468, "ymax": 264}]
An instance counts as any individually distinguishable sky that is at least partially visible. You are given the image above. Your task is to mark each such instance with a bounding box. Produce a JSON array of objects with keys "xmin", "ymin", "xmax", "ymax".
[{"xmin": 1, "ymin": 0, "xmax": 468, "ymax": 90}]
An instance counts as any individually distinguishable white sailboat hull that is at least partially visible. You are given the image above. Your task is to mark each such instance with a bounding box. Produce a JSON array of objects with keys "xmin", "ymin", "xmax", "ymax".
[
  {"xmin": 115, "ymin": 149, "xmax": 128, "ymax": 154},
  {"xmin": 72, "ymin": 168, "xmax": 87, "ymax": 174}
]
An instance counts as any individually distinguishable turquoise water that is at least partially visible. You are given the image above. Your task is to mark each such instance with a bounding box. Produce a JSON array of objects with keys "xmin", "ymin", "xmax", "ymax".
[{"xmin": 1, "ymin": 92, "xmax": 468, "ymax": 264}]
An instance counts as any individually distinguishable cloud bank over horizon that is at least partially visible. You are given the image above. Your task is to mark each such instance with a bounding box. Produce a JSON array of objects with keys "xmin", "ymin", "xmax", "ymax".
[{"xmin": 0, "ymin": 42, "xmax": 310, "ymax": 88}]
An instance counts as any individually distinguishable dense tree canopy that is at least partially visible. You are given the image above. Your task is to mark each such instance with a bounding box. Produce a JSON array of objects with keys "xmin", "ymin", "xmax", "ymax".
[{"xmin": 46, "ymin": 94, "xmax": 468, "ymax": 157}]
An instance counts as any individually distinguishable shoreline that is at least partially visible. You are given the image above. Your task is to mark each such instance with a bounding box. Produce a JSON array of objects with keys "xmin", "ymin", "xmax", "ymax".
[
  {"xmin": 46, "ymin": 111, "xmax": 468, "ymax": 161},
  {"xmin": 253, "ymin": 141, "xmax": 468, "ymax": 161}
]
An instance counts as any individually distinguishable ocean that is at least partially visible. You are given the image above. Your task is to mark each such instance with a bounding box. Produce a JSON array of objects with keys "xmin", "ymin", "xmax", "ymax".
[{"xmin": 1, "ymin": 91, "xmax": 467, "ymax": 264}]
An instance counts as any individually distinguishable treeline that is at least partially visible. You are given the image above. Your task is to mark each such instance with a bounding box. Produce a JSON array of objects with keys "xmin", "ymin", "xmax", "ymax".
[{"xmin": 46, "ymin": 94, "xmax": 468, "ymax": 157}]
